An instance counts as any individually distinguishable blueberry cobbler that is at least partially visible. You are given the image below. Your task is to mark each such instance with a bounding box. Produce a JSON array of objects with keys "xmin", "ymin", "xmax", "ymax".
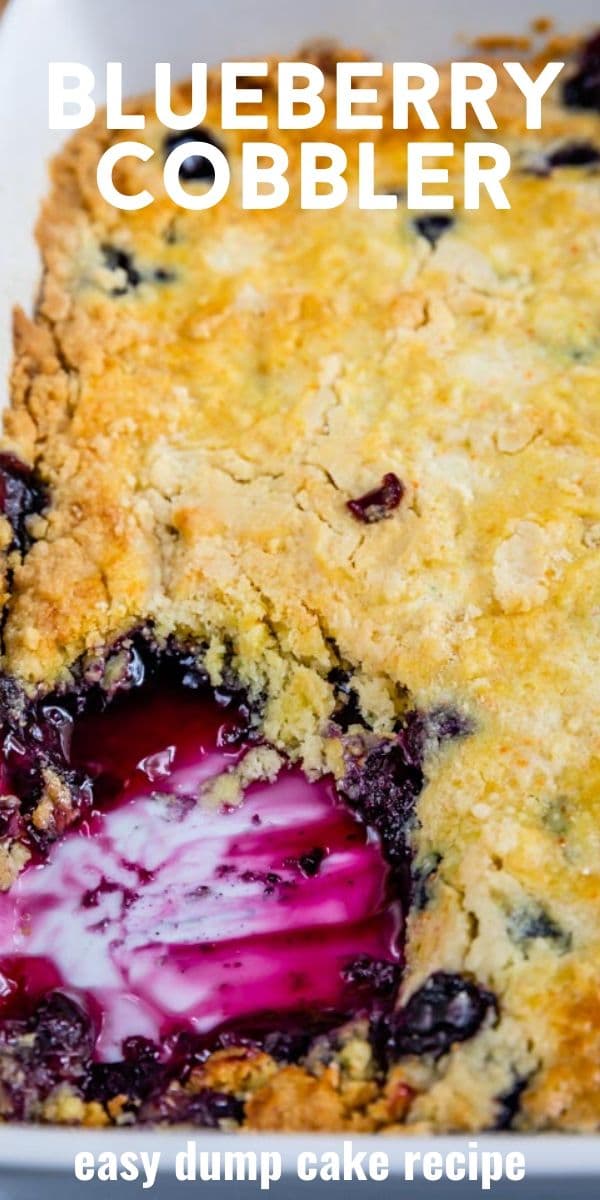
[{"xmin": 0, "ymin": 28, "xmax": 599, "ymax": 1132}]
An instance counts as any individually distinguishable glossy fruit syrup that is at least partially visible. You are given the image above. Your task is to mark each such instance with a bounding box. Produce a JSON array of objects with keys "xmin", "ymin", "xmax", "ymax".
[{"xmin": 0, "ymin": 681, "xmax": 402, "ymax": 1061}]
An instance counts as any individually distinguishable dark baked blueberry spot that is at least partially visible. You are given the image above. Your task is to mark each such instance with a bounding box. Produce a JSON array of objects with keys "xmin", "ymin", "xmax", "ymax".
[
  {"xmin": 424, "ymin": 706, "xmax": 473, "ymax": 742},
  {"xmin": 100, "ymin": 245, "xmax": 176, "ymax": 293},
  {"xmin": 547, "ymin": 140, "xmax": 600, "ymax": 168},
  {"xmin": 411, "ymin": 851, "xmax": 442, "ymax": 910},
  {"xmin": 341, "ymin": 954, "xmax": 401, "ymax": 998},
  {"xmin": 101, "ymin": 244, "xmax": 141, "ymax": 295},
  {"xmin": 0, "ymin": 453, "xmax": 47, "ymax": 554},
  {"xmin": 494, "ymin": 1075, "xmax": 528, "ymax": 1130},
  {"xmin": 563, "ymin": 32, "xmax": 600, "ymax": 112},
  {"xmin": 371, "ymin": 971, "xmax": 496, "ymax": 1064},
  {"xmin": 328, "ymin": 667, "xmax": 366, "ymax": 731},
  {"xmin": 163, "ymin": 128, "xmax": 226, "ymax": 183},
  {"xmin": 347, "ymin": 472, "xmax": 405, "ymax": 524},
  {"xmin": 506, "ymin": 903, "xmax": 570, "ymax": 951},
  {"xmin": 413, "ymin": 214, "xmax": 454, "ymax": 247}
]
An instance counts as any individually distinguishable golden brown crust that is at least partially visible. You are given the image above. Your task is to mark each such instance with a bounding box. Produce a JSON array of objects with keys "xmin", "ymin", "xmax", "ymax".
[{"xmin": 3, "ymin": 34, "xmax": 600, "ymax": 1131}]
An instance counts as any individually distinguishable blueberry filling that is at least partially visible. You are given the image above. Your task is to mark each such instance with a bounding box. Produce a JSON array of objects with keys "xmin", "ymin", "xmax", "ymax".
[
  {"xmin": 347, "ymin": 473, "xmax": 405, "ymax": 524},
  {"xmin": 163, "ymin": 128, "xmax": 226, "ymax": 183},
  {"xmin": 370, "ymin": 971, "xmax": 496, "ymax": 1065},
  {"xmin": 413, "ymin": 214, "xmax": 454, "ymax": 247},
  {"xmin": 0, "ymin": 647, "xmax": 404, "ymax": 1117},
  {"xmin": 0, "ymin": 976, "xmax": 243, "ymax": 1124},
  {"xmin": 340, "ymin": 726, "xmax": 425, "ymax": 878},
  {"xmin": 0, "ymin": 980, "xmax": 93, "ymax": 1120},
  {"xmin": 0, "ymin": 633, "xmax": 488, "ymax": 1122},
  {"xmin": 0, "ymin": 693, "xmax": 93, "ymax": 854},
  {"xmin": 563, "ymin": 32, "xmax": 600, "ymax": 112},
  {"xmin": 339, "ymin": 707, "xmax": 468, "ymax": 879},
  {"xmin": 85, "ymin": 1035, "xmax": 162, "ymax": 1105},
  {"xmin": 0, "ymin": 453, "xmax": 47, "ymax": 554},
  {"xmin": 546, "ymin": 140, "xmax": 600, "ymax": 168}
]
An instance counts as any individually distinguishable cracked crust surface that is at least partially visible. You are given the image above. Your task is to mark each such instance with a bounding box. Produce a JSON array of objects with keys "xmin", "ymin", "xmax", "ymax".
[{"xmin": 3, "ymin": 34, "xmax": 600, "ymax": 1131}]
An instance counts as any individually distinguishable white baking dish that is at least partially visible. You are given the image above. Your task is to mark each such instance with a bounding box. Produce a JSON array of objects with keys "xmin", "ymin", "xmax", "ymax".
[{"xmin": 0, "ymin": 0, "xmax": 599, "ymax": 1193}]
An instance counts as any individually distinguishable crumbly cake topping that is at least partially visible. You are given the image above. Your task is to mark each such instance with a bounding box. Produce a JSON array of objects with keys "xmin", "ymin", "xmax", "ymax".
[{"xmin": 0, "ymin": 31, "xmax": 600, "ymax": 1131}]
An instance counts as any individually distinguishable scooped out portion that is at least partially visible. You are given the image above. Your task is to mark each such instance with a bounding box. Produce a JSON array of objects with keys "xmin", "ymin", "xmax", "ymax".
[{"xmin": 0, "ymin": 680, "xmax": 402, "ymax": 1065}]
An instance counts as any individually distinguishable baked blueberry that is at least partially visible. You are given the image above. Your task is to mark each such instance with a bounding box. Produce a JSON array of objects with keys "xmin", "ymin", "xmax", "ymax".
[
  {"xmin": 347, "ymin": 473, "xmax": 405, "ymax": 524},
  {"xmin": 506, "ymin": 903, "xmax": 571, "ymax": 951},
  {"xmin": 340, "ymin": 731, "xmax": 424, "ymax": 870},
  {"xmin": 0, "ymin": 453, "xmax": 47, "ymax": 553},
  {"xmin": 163, "ymin": 128, "xmax": 226, "ymax": 182},
  {"xmin": 563, "ymin": 32, "xmax": 600, "ymax": 112},
  {"xmin": 411, "ymin": 852, "xmax": 442, "ymax": 910},
  {"xmin": 372, "ymin": 971, "xmax": 496, "ymax": 1063},
  {"xmin": 547, "ymin": 141, "xmax": 600, "ymax": 168},
  {"xmin": 494, "ymin": 1075, "xmax": 528, "ymax": 1130},
  {"xmin": 101, "ymin": 244, "xmax": 141, "ymax": 294},
  {"xmin": 413, "ymin": 214, "xmax": 454, "ymax": 247},
  {"xmin": 328, "ymin": 668, "xmax": 366, "ymax": 730}
]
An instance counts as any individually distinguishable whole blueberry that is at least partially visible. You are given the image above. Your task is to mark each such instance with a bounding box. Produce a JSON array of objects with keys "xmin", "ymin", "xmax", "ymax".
[
  {"xmin": 0, "ymin": 453, "xmax": 47, "ymax": 553},
  {"xmin": 372, "ymin": 971, "xmax": 496, "ymax": 1063},
  {"xmin": 413, "ymin": 214, "xmax": 454, "ymax": 247},
  {"xmin": 547, "ymin": 140, "xmax": 600, "ymax": 168},
  {"xmin": 563, "ymin": 33, "xmax": 600, "ymax": 111},
  {"xmin": 163, "ymin": 128, "xmax": 226, "ymax": 183}
]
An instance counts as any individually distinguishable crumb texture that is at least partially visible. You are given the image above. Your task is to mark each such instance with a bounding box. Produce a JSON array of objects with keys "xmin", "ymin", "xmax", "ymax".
[{"xmin": 2, "ymin": 31, "xmax": 600, "ymax": 1131}]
